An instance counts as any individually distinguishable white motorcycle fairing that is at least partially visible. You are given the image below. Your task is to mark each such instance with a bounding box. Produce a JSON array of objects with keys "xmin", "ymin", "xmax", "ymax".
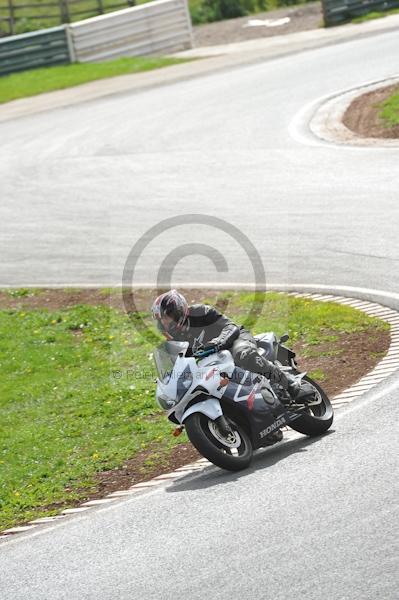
[
  {"xmin": 154, "ymin": 339, "xmax": 300, "ymax": 448},
  {"xmin": 154, "ymin": 342, "xmax": 236, "ymax": 424},
  {"xmin": 181, "ymin": 397, "xmax": 223, "ymax": 423},
  {"xmin": 153, "ymin": 337, "xmax": 334, "ymax": 461}
]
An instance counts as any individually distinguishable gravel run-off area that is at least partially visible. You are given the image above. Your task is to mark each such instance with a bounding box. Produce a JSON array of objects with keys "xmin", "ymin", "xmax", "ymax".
[{"xmin": 192, "ymin": 2, "xmax": 323, "ymax": 46}]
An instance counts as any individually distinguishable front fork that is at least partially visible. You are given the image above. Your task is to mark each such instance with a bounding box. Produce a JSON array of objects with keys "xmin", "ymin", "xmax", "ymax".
[{"xmin": 215, "ymin": 415, "xmax": 233, "ymax": 436}]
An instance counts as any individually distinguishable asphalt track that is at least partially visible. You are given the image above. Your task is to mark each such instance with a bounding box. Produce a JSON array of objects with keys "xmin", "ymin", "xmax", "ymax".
[
  {"xmin": 1, "ymin": 28, "xmax": 398, "ymax": 290},
  {"xmin": 1, "ymin": 24, "xmax": 399, "ymax": 600}
]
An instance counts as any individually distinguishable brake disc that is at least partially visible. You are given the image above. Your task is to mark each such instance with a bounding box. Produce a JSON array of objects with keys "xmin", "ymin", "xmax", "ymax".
[{"xmin": 208, "ymin": 421, "xmax": 241, "ymax": 449}]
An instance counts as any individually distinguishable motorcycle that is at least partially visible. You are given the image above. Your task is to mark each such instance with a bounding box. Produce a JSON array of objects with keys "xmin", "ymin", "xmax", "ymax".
[{"xmin": 153, "ymin": 332, "xmax": 334, "ymax": 471}]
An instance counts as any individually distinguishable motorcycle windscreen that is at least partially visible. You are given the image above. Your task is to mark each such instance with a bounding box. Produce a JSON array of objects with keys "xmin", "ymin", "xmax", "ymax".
[{"xmin": 154, "ymin": 341, "xmax": 189, "ymax": 382}]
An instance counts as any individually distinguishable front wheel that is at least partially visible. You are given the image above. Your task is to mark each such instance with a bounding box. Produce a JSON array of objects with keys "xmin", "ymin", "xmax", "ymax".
[
  {"xmin": 184, "ymin": 413, "xmax": 253, "ymax": 471},
  {"xmin": 288, "ymin": 375, "xmax": 334, "ymax": 436}
]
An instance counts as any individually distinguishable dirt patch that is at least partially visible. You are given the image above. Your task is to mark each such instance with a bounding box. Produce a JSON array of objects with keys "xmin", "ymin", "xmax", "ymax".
[
  {"xmin": 0, "ymin": 289, "xmax": 116, "ymax": 311},
  {"xmin": 193, "ymin": 3, "xmax": 323, "ymax": 47},
  {"xmin": 0, "ymin": 288, "xmax": 235, "ymax": 313},
  {"xmin": 37, "ymin": 442, "xmax": 201, "ymax": 516},
  {"xmin": 342, "ymin": 84, "xmax": 399, "ymax": 139},
  {"xmin": 294, "ymin": 329, "xmax": 388, "ymax": 397},
  {"xmin": 93, "ymin": 443, "xmax": 200, "ymax": 493}
]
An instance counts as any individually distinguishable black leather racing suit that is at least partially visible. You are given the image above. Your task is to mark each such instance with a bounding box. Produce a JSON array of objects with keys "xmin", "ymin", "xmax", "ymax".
[{"xmin": 167, "ymin": 303, "xmax": 292, "ymax": 390}]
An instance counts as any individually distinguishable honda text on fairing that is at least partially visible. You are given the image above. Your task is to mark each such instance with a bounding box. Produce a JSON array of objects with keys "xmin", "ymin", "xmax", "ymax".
[{"xmin": 154, "ymin": 332, "xmax": 334, "ymax": 471}]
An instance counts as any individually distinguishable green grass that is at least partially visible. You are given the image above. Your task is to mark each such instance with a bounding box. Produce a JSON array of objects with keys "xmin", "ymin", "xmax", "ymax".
[
  {"xmin": 0, "ymin": 291, "xmax": 389, "ymax": 530},
  {"xmin": 211, "ymin": 291, "xmax": 387, "ymax": 345},
  {"xmin": 351, "ymin": 7, "xmax": 399, "ymax": 24},
  {"xmin": 0, "ymin": 57, "xmax": 190, "ymax": 104},
  {"xmin": 378, "ymin": 88, "xmax": 399, "ymax": 127}
]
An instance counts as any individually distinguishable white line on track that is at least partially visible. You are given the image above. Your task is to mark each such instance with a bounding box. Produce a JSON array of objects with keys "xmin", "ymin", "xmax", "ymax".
[{"xmin": 2, "ymin": 283, "xmax": 399, "ymax": 301}]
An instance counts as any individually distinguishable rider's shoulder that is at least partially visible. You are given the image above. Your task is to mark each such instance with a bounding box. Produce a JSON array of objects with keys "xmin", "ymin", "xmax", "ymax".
[{"xmin": 189, "ymin": 303, "xmax": 217, "ymax": 317}]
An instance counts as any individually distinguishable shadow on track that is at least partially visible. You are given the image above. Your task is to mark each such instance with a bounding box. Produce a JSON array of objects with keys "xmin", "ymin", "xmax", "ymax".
[{"xmin": 166, "ymin": 430, "xmax": 335, "ymax": 493}]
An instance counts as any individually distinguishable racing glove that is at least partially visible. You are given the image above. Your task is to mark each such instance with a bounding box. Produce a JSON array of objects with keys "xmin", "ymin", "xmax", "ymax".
[{"xmin": 202, "ymin": 339, "xmax": 221, "ymax": 353}]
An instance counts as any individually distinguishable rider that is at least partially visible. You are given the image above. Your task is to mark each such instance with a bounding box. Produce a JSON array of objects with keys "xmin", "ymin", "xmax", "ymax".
[{"xmin": 151, "ymin": 289, "xmax": 303, "ymax": 400}]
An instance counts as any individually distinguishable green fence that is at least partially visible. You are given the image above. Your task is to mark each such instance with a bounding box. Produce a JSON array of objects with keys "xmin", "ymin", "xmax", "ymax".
[
  {"xmin": 0, "ymin": 0, "xmax": 135, "ymax": 37},
  {"xmin": 322, "ymin": 0, "xmax": 399, "ymax": 25},
  {"xmin": 0, "ymin": 0, "xmax": 193, "ymax": 76},
  {"xmin": 0, "ymin": 26, "xmax": 70, "ymax": 75}
]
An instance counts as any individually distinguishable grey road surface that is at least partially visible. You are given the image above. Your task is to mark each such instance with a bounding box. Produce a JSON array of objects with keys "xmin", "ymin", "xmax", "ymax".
[
  {"xmin": 1, "ymin": 29, "xmax": 398, "ymax": 289},
  {"xmin": 1, "ymin": 377, "xmax": 398, "ymax": 599}
]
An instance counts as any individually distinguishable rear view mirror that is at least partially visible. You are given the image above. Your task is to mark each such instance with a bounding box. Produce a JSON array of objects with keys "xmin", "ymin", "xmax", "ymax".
[{"xmin": 280, "ymin": 333, "xmax": 289, "ymax": 343}]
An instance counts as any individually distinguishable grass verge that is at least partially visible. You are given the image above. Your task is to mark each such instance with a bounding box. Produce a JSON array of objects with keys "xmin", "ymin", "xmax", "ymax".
[
  {"xmin": 0, "ymin": 289, "xmax": 390, "ymax": 531},
  {"xmin": 377, "ymin": 87, "xmax": 399, "ymax": 127},
  {"xmin": 351, "ymin": 7, "xmax": 399, "ymax": 24},
  {"xmin": 0, "ymin": 57, "xmax": 191, "ymax": 104}
]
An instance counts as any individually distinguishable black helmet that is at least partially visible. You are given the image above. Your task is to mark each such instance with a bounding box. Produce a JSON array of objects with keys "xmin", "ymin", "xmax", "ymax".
[{"xmin": 151, "ymin": 289, "xmax": 189, "ymax": 336}]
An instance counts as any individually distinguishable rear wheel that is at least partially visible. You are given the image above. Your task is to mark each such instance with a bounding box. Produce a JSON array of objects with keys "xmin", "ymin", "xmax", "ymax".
[
  {"xmin": 288, "ymin": 375, "xmax": 334, "ymax": 436},
  {"xmin": 184, "ymin": 413, "xmax": 253, "ymax": 471}
]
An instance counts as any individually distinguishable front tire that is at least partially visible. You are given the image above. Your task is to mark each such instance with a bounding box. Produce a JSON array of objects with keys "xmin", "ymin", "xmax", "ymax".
[
  {"xmin": 184, "ymin": 413, "xmax": 253, "ymax": 471},
  {"xmin": 288, "ymin": 375, "xmax": 334, "ymax": 436}
]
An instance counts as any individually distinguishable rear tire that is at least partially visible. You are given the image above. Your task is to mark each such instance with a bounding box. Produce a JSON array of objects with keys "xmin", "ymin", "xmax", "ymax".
[
  {"xmin": 288, "ymin": 375, "xmax": 334, "ymax": 436},
  {"xmin": 184, "ymin": 413, "xmax": 253, "ymax": 471}
]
